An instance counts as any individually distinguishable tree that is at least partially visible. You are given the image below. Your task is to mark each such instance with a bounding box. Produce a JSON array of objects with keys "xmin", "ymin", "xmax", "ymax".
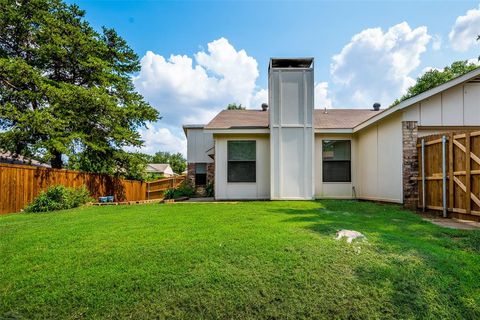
[
  {"xmin": 150, "ymin": 151, "xmax": 187, "ymax": 174},
  {"xmin": 392, "ymin": 60, "xmax": 478, "ymax": 106},
  {"xmin": 0, "ymin": 0, "xmax": 159, "ymax": 171},
  {"xmin": 226, "ymin": 103, "xmax": 245, "ymax": 110}
]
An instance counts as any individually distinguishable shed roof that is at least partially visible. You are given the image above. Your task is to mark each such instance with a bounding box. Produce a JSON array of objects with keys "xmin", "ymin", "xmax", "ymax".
[{"xmin": 204, "ymin": 109, "xmax": 381, "ymax": 130}]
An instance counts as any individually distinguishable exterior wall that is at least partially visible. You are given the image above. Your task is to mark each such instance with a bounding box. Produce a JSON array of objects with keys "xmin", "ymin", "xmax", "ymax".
[
  {"xmin": 402, "ymin": 121, "xmax": 418, "ymax": 208},
  {"xmin": 402, "ymin": 82, "xmax": 480, "ymax": 127},
  {"xmin": 314, "ymin": 133, "xmax": 356, "ymax": 199},
  {"xmin": 269, "ymin": 69, "xmax": 314, "ymax": 200},
  {"xmin": 355, "ymin": 112, "xmax": 403, "ymax": 203},
  {"xmin": 163, "ymin": 166, "xmax": 174, "ymax": 177},
  {"xmin": 186, "ymin": 128, "xmax": 214, "ymax": 164},
  {"xmin": 214, "ymin": 134, "xmax": 270, "ymax": 200}
]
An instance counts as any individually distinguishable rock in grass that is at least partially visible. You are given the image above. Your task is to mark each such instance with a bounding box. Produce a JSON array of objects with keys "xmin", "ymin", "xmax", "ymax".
[{"xmin": 335, "ymin": 230, "xmax": 365, "ymax": 243}]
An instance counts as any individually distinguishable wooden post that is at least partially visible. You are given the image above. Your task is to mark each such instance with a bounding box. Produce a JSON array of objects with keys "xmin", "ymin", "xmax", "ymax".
[
  {"xmin": 421, "ymin": 138, "xmax": 426, "ymax": 211},
  {"xmin": 465, "ymin": 132, "xmax": 471, "ymax": 214},
  {"xmin": 442, "ymin": 135, "xmax": 447, "ymax": 217},
  {"xmin": 448, "ymin": 133, "xmax": 454, "ymax": 211}
]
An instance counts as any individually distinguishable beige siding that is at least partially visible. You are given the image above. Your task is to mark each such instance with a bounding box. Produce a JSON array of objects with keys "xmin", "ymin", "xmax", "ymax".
[
  {"xmin": 314, "ymin": 134, "xmax": 356, "ymax": 199},
  {"xmin": 402, "ymin": 82, "xmax": 480, "ymax": 127},
  {"xmin": 214, "ymin": 134, "xmax": 270, "ymax": 200},
  {"xmin": 186, "ymin": 128, "xmax": 214, "ymax": 163},
  {"xmin": 356, "ymin": 113, "xmax": 403, "ymax": 203}
]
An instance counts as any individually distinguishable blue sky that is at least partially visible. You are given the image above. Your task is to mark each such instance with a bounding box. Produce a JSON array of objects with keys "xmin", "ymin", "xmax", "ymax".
[{"xmin": 68, "ymin": 0, "xmax": 480, "ymax": 154}]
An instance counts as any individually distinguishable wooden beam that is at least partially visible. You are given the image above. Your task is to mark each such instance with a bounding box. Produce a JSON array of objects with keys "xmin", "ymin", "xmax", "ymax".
[
  {"xmin": 453, "ymin": 139, "xmax": 466, "ymax": 153},
  {"xmin": 454, "ymin": 176, "xmax": 466, "ymax": 192},
  {"xmin": 466, "ymin": 132, "xmax": 471, "ymax": 214},
  {"xmin": 416, "ymin": 138, "xmax": 443, "ymax": 147},
  {"xmin": 454, "ymin": 170, "xmax": 480, "ymax": 175}
]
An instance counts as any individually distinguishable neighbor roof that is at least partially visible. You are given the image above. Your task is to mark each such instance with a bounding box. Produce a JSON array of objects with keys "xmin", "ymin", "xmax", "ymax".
[
  {"xmin": 0, "ymin": 151, "xmax": 51, "ymax": 168},
  {"xmin": 146, "ymin": 163, "xmax": 171, "ymax": 173},
  {"xmin": 204, "ymin": 109, "xmax": 381, "ymax": 130}
]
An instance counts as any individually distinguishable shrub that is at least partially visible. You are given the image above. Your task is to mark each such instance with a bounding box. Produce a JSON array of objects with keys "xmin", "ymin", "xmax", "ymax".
[
  {"xmin": 205, "ymin": 182, "xmax": 214, "ymax": 197},
  {"xmin": 163, "ymin": 188, "xmax": 176, "ymax": 200},
  {"xmin": 175, "ymin": 180, "xmax": 195, "ymax": 198},
  {"xmin": 163, "ymin": 180, "xmax": 196, "ymax": 200},
  {"xmin": 24, "ymin": 185, "xmax": 93, "ymax": 213}
]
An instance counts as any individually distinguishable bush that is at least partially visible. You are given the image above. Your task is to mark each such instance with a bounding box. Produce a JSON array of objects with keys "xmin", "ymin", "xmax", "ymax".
[
  {"xmin": 163, "ymin": 188, "xmax": 176, "ymax": 200},
  {"xmin": 205, "ymin": 182, "xmax": 214, "ymax": 197},
  {"xmin": 175, "ymin": 180, "xmax": 196, "ymax": 198},
  {"xmin": 163, "ymin": 180, "xmax": 196, "ymax": 200},
  {"xmin": 24, "ymin": 185, "xmax": 93, "ymax": 213}
]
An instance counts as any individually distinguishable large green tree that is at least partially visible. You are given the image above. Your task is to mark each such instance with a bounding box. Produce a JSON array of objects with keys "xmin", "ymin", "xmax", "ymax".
[
  {"xmin": 392, "ymin": 60, "xmax": 478, "ymax": 106},
  {"xmin": 0, "ymin": 0, "xmax": 159, "ymax": 172}
]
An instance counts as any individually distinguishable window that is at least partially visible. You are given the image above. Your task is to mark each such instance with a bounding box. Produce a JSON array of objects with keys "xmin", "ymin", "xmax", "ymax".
[
  {"xmin": 322, "ymin": 140, "xmax": 351, "ymax": 182},
  {"xmin": 228, "ymin": 141, "xmax": 256, "ymax": 182},
  {"xmin": 195, "ymin": 163, "xmax": 207, "ymax": 186}
]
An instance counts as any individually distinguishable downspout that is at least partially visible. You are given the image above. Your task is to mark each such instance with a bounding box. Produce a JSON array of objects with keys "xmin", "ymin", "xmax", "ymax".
[{"xmin": 442, "ymin": 135, "xmax": 447, "ymax": 218}]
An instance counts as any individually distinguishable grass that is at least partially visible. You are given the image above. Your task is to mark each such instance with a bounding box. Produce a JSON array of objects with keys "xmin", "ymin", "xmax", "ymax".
[{"xmin": 0, "ymin": 200, "xmax": 479, "ymax": 319}]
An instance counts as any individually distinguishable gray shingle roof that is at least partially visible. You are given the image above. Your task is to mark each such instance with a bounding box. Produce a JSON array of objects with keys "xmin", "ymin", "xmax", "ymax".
[{"xmin": 204, "ymin": 109, "xmax": 381, "ymax": 130}]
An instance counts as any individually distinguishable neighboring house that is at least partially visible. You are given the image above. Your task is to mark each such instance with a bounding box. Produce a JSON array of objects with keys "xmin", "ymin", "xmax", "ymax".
[
  {"xmin": 146, "ymin": 163, "xmax": 175, "ymax": 177},
  {"xmin": 0, "ymin": 151, "xmax": 51, "ymax": 168},
  {"xmin": 183, "ymin": 57, "xmax": 480, "ymax": 205}
]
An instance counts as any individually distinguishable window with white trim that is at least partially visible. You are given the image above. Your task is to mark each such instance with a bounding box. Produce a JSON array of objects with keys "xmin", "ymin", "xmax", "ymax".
[
  {"xmin": 322, "ymin": 140, "xmax": 351, "ymax": 182},
  {"xmin": 227, "ymin": 141, "xmax": 256, "ymax": 182}
]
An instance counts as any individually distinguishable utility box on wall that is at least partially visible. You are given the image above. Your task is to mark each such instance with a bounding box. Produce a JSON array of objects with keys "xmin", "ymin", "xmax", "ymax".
[{"xmin": 269, "ymin": 58, "xmax": 315, "ymax": 199}]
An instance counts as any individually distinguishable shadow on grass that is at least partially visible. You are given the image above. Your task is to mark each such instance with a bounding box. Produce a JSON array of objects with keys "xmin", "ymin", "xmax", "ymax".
[{"xmin": 268, "ymin": 200, "xmax": 480, "ymax": 318}]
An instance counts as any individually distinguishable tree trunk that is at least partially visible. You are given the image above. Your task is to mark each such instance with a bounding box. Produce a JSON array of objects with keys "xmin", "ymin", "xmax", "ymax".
[{"xmin": 50, "ymin": 150, "xmax": 63, "ymax": 168}]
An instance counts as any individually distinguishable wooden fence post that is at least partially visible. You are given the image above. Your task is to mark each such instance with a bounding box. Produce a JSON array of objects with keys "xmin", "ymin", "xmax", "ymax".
[{"xmin": 465, "ymin": 132, "xmax": 471, "ymax": 215}]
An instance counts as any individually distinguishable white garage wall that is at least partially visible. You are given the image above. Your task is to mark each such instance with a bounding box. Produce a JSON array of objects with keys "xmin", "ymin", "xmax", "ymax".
[
  {"xmin": 214, "ymin": 134, "xmax": 270, "ymax": 200},
  {"xmin": 356, "ymin": 113, "xmax": 403, "ymax": 203}
]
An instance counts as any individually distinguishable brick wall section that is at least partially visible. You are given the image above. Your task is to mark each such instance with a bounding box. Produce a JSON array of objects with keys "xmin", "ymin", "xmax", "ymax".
[
  {"xmin": 187, "ymin": 162, "xmax": 215, "ymax": 197},
  {"xmin": 187, "ymin": 163, "xmax": 196, "ymax": 186},
  {"xmin": 207, "ymin": 163, "xmax": 215, "ymax": 185},
  {"xmin": 402, "ymin": 121, "xmax": 418, "ymax": 208}
]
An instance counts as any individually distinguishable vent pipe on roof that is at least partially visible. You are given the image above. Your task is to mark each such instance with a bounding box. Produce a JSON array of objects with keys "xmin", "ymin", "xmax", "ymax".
[
  {"xmin": 261, "ymin": 103, "xmax": 269, "ymax": 111},
  {"xmin": 373, "ymin": 102, "xmax": 381, "ymax": 111}
]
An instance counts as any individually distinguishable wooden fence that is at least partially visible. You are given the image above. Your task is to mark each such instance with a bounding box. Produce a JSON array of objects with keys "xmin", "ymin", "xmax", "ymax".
[
  {"xmin": 146, "ymin": 175, "xmax": 186, "ymax": 200},
  {"xmin": 0, "ymin": 163, "xmax": 147, "ymax": 214},
  {"xmin": 417, "ymin": 131, "xmax": 480, "ymax": 219}
]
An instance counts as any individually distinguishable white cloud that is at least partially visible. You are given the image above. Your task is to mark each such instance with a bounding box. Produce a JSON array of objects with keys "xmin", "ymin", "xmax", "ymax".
[
  {"xmin": 432, "ymin": 34, "xmax": 442, "ymax": 50},
  {"xmin": 133, "ymin": 38, "xmax": 266, "ymax": 155},
  {"xmin": 314, "ymin": 82, "xmax": 332, "ymax": 108},
  {"xmin": 449, "ymin": 5, "xmax": 480, "ymax": 52},
  {"xmin": 330, "ymin": 22, "xmax": 431, "ymax": 107},
  {"xmin": 250, "ymin": 89, "xmax": 268, "ymax": 109},
  {"xmin": 467, "ymin": 57, "xmax": 480, "ymax": 65},
  {"xmin": 130, "ymin": 125, "xmax": 187, "ymax": 155}
]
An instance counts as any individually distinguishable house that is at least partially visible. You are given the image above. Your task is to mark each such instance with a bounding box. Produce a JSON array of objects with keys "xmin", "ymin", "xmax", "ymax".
[
  {"xmin": 0, "ymin": 151, "xmax": 51, "ymax": 168},
  {"xmin": 183, "ymin": 57, "xmax": 480, "ymax": 205},
  {"xmin": 146, "ymin": 163, "xmax": 175, "ymax": 177}
]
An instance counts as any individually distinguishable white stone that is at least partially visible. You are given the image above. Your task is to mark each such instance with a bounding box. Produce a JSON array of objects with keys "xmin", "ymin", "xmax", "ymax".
[{"xmin": 335, "ymin": 230, "xmax": 365, "ymax": 243}]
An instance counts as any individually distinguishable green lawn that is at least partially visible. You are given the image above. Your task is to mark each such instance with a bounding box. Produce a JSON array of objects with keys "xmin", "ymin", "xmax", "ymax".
[{"xmin": 1, "ymin": 201, "xmax": 479, "ymax": 319}]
